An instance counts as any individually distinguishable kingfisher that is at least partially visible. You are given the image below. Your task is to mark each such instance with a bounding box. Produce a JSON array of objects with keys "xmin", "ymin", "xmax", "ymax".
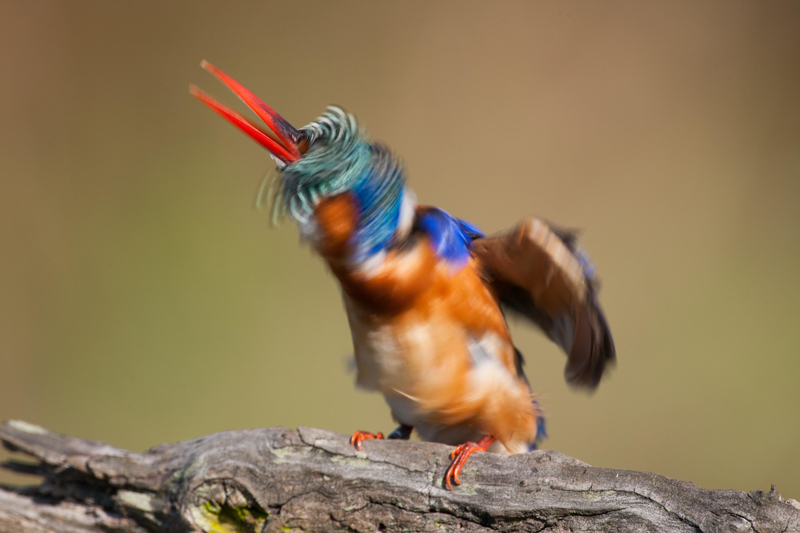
[{"xmin": 191, "ymin": 61, "xmax": 615, "ymax": 490}]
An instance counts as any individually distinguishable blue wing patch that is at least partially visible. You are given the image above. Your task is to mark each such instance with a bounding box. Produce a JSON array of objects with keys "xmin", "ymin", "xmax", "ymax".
[{"xmin": 416, "ymin": 207, "xmax": 484, "ymax": 269}]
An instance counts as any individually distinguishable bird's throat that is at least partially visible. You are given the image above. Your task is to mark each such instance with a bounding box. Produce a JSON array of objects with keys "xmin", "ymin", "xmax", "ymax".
[{"xmin": 313, "ymin": 193, "xmax": 359, "ymax": 260}]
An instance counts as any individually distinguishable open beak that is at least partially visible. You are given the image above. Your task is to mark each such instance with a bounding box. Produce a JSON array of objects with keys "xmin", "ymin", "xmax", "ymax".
[{"xmin": 190, "ymin": 60, "xmax": 303, "ymax": 165}]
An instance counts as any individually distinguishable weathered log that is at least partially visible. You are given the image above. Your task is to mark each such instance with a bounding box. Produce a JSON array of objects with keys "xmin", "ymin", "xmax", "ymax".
[{"xmin": 0, "ymin": 420, "xmax": 798, "ymax": 532}]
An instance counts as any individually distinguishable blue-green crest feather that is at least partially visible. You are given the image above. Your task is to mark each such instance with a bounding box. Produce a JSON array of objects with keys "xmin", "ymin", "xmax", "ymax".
[{"xmin": 272, "ymin": 107, "xmax": 406, "ymax": 262}]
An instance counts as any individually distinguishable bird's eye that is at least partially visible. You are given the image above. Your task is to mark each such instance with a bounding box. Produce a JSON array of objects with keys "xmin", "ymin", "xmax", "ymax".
[{"xmin": 297, "ymin": 133, "xmax": 310, "ymax": 155}]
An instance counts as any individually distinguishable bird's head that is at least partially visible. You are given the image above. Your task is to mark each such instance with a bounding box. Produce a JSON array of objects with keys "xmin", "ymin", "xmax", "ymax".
[{"xmin": 191, "ymin": 61, "xmax": 411, "ymax": 262}]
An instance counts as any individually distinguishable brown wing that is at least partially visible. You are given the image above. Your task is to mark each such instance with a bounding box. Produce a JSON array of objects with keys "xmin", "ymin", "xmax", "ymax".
[{"xmin": 472, "ymin": 217, "xmax": 615, "ymax": 390}]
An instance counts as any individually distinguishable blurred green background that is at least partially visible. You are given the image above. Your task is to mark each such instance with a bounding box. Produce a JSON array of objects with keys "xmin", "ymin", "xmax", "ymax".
[{"xmin": 1, "ymin": 1, "xmax": 798, "ymax": 498}]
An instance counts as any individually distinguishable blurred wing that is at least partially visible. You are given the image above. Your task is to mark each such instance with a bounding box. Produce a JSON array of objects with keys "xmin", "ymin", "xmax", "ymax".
[{"xmin": 472, "ymin": 217, "xmax": 615, "ymax": 389}]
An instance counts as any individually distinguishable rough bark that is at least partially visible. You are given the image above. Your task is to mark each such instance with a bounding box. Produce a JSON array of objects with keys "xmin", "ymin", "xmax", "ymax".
[{"xmin": 0, "ymin": 420, "xmax": 797, "ymax": 533}]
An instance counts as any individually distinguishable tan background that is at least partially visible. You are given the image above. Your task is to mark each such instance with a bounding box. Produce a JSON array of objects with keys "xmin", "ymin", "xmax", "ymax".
[{"xmin": 1, "ymin": 1, "xmax": 798, "ymax": 497}]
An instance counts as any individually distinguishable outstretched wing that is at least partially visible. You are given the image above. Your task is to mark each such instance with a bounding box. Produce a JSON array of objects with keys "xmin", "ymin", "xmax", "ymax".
[{"xmin": 471, "ymin": 217, "xmax": 615, "ymax": 390}]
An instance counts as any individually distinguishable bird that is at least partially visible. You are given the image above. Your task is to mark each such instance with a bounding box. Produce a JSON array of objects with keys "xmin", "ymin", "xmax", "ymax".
[{"xmin": 191, "ymin": 61, "xmax": 615, "ymax": 490}]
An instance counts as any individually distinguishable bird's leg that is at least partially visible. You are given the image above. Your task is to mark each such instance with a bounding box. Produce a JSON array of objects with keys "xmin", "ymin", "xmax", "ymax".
[
  {"xmin": 387, "ymin": 424, "xmax": 413, "ymax": 440},
  {"xmin": 350, "ymin": 424, "xmax": 413, "ymax": 450},
  {"xmin": 445, "ymin": 435, "xmax": 496, "ymax": 490},
  {"xmin": 349, "ymin": 430, "xmax": 384, "ymax": 450}
]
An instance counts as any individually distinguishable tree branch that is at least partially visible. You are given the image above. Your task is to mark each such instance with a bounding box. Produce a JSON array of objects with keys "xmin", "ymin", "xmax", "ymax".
[{"xmin": 0, "ymin": 420, "xmax": 797, "ymax": 532}]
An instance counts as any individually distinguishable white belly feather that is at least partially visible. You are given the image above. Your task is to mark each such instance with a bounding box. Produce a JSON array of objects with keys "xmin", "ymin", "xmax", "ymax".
[{"xmin": 345, "ymin": 294, "xmax": 529, "ymax": 452}]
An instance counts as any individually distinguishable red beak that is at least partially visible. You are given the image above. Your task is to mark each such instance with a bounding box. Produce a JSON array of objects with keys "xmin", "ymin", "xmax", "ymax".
[{"xmin": 191, "ymin": 60, "xmax": 302, "ymax": 164}]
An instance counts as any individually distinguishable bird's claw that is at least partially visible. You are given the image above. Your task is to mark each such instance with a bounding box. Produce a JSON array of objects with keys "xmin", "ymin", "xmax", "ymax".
[
  {"xmin": 444, "ymin": 436, "xmax": 495, "ymax": 490},
  {"xmin": 349, "ymin": 430, "xmax": 384, "ymax": 451}
]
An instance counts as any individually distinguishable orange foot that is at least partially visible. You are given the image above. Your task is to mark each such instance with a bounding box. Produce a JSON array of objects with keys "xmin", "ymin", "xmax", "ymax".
[
  {"xmin": 349, "ymin": 430, "xmax": 384, "ymax": 451},
  {"xmin": 445, "ymin": 435, "xmax": 496, "ymax": 490}
]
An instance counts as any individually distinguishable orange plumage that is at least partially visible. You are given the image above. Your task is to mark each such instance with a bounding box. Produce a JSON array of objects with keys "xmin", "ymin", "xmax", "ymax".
[{"xmin": 316, "ymin": 194, "xmax": 540, "ymax": 456}]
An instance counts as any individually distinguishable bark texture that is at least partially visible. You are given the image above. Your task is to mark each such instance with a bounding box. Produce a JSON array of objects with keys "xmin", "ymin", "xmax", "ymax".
[{"xmin": 1, "ymin": 420, "xmax": 798, "ymax": 532}]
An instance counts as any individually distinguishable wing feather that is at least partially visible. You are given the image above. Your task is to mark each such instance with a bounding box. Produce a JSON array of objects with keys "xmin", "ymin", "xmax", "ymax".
[{"xmin": 472, "ymin": 217, "xmax": 615, "ymax": 389}]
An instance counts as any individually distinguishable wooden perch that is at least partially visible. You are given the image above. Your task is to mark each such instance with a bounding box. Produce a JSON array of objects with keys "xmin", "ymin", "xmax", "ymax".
[{"xmin": 0, "ymin": 420, "xmax": 798, "ymax": 533}]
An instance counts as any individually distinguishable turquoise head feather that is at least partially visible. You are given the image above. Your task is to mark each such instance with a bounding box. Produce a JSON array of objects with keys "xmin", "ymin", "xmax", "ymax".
[{"xmin": 272, "ymin": 107, "xmax": 407, "ymax": 262}]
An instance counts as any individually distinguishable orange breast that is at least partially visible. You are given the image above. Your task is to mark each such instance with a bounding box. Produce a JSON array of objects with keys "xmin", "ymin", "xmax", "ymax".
[
  {"xmin": 341, "ymin": 250, "xmax": 539, "ymax": 450},
  {"xmin": 313, "ymin": 193, "xmax": 540, "ymax": 450}
]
